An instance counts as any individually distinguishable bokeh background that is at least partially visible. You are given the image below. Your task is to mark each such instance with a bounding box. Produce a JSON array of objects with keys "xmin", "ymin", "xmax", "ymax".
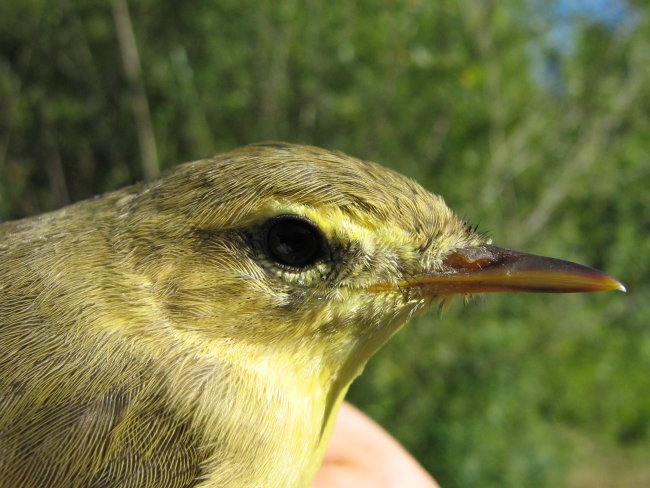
[{"xmin": 1, "ymin": 1, "xmax": 648, "ymax": 486}]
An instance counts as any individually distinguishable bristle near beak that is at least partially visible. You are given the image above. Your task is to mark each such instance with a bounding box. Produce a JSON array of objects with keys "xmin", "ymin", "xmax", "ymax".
[{"xmin": 370, "ymin": 245, "xmax": 625, "ymax": 296}]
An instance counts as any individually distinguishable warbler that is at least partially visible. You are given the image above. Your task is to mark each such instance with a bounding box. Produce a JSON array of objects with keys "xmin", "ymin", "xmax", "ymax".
[{"xmin": 0, "ymin": 142, "xmax": 623, "ymax": 488}]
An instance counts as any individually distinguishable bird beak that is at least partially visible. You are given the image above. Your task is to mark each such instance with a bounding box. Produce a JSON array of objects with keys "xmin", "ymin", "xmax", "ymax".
[{"xmin": 395, "ymin": 244, "xmax": 626, "ymax": 296}]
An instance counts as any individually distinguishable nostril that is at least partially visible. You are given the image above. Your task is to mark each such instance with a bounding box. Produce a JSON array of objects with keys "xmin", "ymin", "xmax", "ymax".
[{"xmin": 443, "ymin": 246, "xmax": 498, "ymax": 270}]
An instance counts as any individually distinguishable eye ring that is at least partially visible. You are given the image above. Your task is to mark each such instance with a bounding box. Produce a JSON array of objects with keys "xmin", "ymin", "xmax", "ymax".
[{"xmin": 263, "ymin": 215, "xmax": 326, "ymax": 270}]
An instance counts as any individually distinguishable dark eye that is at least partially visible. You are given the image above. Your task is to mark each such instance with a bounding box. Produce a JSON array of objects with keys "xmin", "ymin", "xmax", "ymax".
[{"xmin": 265, "ymin": 215, "xmax": 324, "ymax": 268}]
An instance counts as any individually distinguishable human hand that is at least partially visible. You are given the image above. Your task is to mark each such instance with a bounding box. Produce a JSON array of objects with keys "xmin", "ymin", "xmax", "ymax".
[{"xmin": 311, "ymin": 402, "xmax": 439, "ymax": 488}]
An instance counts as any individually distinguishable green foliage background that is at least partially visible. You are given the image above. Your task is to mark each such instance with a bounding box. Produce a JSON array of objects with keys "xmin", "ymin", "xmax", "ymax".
[{"xmin": 1, "ymin": 1, "xmax": 648, "ymax": 486}]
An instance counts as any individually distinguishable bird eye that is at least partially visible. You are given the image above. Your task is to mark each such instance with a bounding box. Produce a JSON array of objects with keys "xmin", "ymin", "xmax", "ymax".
[{"xmin": 265, "ymin": 215, "xmax": 324, "ymax": 269}]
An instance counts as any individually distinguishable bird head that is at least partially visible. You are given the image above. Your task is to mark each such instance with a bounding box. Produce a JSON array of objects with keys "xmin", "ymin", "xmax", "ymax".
[
  {"xmin": 0, "ymin": 142, "xmax": 625, "ymax": 488},
  {"xmin": 113, "ymin": 142, "xmax": 623, "ymax": 389}
]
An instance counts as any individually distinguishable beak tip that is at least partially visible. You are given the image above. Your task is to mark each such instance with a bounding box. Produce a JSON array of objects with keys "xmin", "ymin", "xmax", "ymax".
[{"xmin": 616, "ymin": 282, "xmax": 627, "ymax": 293}]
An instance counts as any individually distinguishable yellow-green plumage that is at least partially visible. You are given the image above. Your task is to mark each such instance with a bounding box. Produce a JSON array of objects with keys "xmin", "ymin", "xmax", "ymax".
[
  {"xmin": 0, "ymin": 142, "xmax": 622, "ymax": 487},
  {"xmin": 1, "ymin": 143, "xmax": 478, "ymax": 487}
]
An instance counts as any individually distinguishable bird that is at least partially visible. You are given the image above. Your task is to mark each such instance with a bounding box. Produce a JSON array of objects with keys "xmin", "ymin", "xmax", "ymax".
[{"xmin": 0, "ymin": 142, "xmax": 623, "ymax": 488}]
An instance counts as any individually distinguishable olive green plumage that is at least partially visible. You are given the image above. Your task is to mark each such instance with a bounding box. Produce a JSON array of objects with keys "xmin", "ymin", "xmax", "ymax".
[
  {"xmin": 1, "ymin": 142, "xmax": 622, "ymax": 488},
  {"xmin": 0, "ymin": 143, "xmax": 479, "ymax": 487}
]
